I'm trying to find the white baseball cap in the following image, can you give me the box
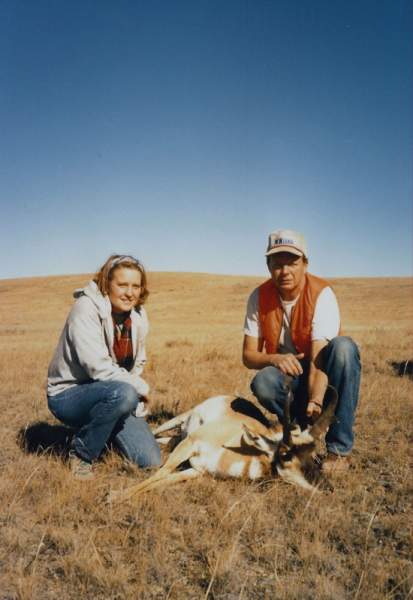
[265,229,308,259]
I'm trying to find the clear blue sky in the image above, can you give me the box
[1,0,412,279]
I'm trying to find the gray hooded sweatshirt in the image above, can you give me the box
[47,281,150,397]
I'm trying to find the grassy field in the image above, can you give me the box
[0,272,411,599]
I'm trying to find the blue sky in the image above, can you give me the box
[1,0,412,279]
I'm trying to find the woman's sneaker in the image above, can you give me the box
[69,451,94,480]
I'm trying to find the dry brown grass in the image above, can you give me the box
[0,272,412,599]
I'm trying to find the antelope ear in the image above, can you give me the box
[241,425,276,457]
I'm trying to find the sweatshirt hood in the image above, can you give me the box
[73,281,111,319]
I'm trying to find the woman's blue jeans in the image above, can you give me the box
[48,380,161,467]
[250,336,361,456]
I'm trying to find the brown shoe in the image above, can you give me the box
[322,453,350,474]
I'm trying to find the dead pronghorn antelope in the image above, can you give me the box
[110,383,338,502]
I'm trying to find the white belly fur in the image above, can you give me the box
[190,442,225,475]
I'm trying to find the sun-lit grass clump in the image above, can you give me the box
[0,272,411,599]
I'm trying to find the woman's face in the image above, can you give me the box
[108,267,142,313]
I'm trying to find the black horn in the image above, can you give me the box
[282,376,293,445]
[310,385,338,440]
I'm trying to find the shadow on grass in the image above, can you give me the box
[17,422,75,458]
[146,409,176,425]
[390,360,413,379]
[17,410,177,459]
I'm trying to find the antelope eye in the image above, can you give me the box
[280,450,293,462]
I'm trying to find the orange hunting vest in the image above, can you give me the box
[258,273,330,357]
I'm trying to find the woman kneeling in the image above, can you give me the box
[47,254,161,479]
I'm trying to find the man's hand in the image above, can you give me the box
[307,339,329,419]
[273,353,305,376]
[306,399,323,418]
[242,335,305,374]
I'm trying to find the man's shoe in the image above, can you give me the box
[322,453,350,474]
[69,451,94,480]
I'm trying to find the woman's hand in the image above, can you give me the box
[135,395,150,417]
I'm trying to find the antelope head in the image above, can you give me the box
[242,385,338,492]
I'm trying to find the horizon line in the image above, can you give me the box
[0,270,412,283]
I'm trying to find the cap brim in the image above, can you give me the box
[266,245,304,257]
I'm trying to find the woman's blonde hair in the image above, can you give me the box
[93,254,149,307]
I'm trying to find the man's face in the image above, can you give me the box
[267,252,307,298]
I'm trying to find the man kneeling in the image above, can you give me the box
[242,229,361,472]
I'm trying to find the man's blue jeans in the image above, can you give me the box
[250,337,361,456]
[48,380,161,467]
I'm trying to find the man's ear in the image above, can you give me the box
[302,256,308,272]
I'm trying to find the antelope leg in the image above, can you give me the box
[155,436,174,445]
[111,435,199,502]
[152,409,192,435]
[110,468,201,502]
[133,467,201,496]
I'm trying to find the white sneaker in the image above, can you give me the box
[69,451,94,480]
